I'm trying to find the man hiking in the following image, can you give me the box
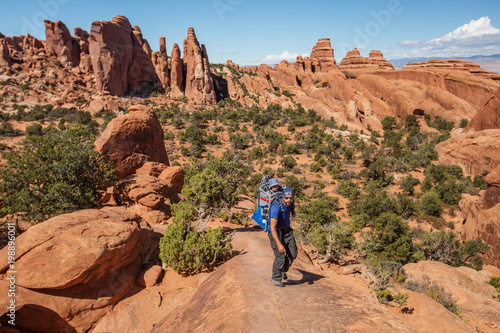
[268,186,298,287]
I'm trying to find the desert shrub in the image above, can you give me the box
[283,174,305,199]
[230,132,252,150]
[419,191,442,217]
[361,212,416,265]
[182,154,248,214]
[489,277,500,301]
[405,276,461,315]
[297,196,352,261]
[399,174,420,196]
[0,126,116,222]
[364,260,404,290]
[337,180,360,201]
[297,196,340,234]
[394,193,417,219]
[280,155,297,170]
[418,231,488,270]
[0,122,22,137]
[394,292,409,306]
[159,220,232,275]
[429,116,454,132]
[376,289,394,304]
[25,123,44,137]
[459,119,469,128]
[472,175,487,190]
[280,143,301,155]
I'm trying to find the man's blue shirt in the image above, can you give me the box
[269,199,294,229]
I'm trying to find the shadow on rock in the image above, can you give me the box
[285,268,325,285]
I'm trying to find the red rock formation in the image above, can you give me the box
[460,165,500,267]
[170,43,184,98]
[435,129,500,177]
[368,50,394,70]
[466,87,500,131]
[113,174,179,209]
[128,25,162,95]
[310,38,337,72]
[0,206,156,333]
[89,16,133,95]
[0,38,10,67]
[44,20,80,66]
[404,58,500,81]
[73,27,89,54]
[339,48,394,70]
[159,165,185,193]
[94,104,170,178]
[183,27,216,104]
[89,15,161,96]
[152,36,171,88]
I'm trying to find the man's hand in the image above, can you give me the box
[278,243,286,253]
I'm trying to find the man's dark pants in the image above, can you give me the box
[268,226,298,281]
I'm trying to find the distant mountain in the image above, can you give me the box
[388,54,500,74]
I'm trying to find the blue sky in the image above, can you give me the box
[1,0,500,65]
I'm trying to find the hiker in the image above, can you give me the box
[269,186,298,287]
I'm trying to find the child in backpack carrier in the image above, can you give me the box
[268,178,282,193]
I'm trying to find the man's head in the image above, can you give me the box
[282,187,294,206]
[269,178,280,192]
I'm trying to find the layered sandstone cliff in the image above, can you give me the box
[339,48,394,70]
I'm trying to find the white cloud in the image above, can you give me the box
[395,17,500,58]
[431,16,500,43]
[399,40,422,48]
[263,51,309,64]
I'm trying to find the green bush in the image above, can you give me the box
[394,292,409,306]
[489,277,500,301]
[418,231,488,270]
[376,289,393,304]
[362,212,415,264]
[159,220,232,275]
[182,154,248,214]
[0,122,22,137]
[399,174,420,196]
[420,191,442,217]
[0,126,116,222]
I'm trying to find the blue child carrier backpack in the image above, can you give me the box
[251,175,283,232]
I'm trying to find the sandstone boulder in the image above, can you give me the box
[135,161,169,178]
[135,265,163,287]
[95,104,169,178]
[158,166,184,193]
[0,206,156,333]
[113,174,179,209]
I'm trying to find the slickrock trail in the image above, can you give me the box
[151,228,416,333]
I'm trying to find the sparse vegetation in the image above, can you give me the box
[0,126,116,222]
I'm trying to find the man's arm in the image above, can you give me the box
[270,218,285,253]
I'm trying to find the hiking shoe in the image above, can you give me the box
[283,273,288,280]
[271,279,285,287]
